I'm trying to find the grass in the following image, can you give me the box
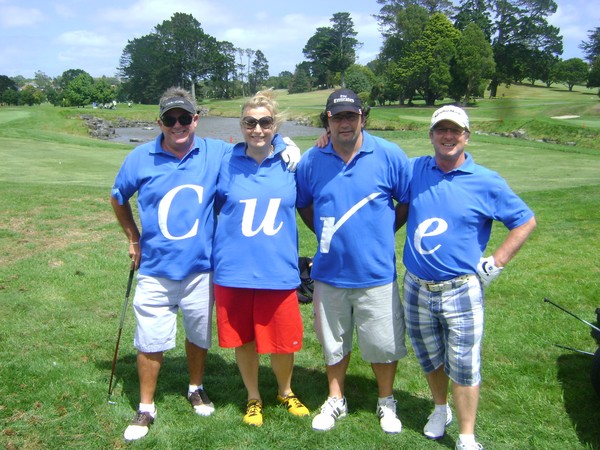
[0,85,599,449]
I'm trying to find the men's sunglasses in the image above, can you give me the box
[161,114,194,127]
[242,116,274,130]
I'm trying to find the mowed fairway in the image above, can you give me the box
[0,87,599,449]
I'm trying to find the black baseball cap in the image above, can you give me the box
[325,89,363,117]
[159,97,196,116]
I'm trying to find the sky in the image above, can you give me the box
[0,0,597,80]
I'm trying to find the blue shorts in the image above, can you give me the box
[313,280,407,365]
[403,271,484,386]
[132,272,214,353]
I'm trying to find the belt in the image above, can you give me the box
[407,272,474,293]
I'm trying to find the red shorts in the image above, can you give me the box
[215,284,303,354]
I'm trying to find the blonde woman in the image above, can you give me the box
[213,91,308,426]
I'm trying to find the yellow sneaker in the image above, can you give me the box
[277,392,309,416]
[243,399,263,426]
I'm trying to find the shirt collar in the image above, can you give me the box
[429,151,476,174]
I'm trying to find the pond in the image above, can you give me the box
[109,116,324,146]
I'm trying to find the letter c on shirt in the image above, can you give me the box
[158,184,204,240]
[414,218,447,255]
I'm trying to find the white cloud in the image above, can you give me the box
[0,5,44,27]
[57,30,111,47]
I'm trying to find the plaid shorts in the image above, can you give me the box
[403,271,484,386]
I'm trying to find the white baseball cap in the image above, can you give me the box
[430,105,470,131]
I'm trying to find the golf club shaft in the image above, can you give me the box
[544,298,600,333]
[553,344,595,356]
[107,264,135,402]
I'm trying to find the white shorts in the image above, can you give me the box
[313,280,407,365]
[132,272,214,353]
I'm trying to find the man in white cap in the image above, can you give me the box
[296,89,411,434]
[399,105,537,450]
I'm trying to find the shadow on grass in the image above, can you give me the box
[556,352,600,448]
[97,349,444,442]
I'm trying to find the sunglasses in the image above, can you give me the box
[242,116,274,130]
[161,114,194,127]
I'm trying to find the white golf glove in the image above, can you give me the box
[281,137,300,172]
[476,256,504,288]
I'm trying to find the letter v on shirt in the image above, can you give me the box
[319,193,380,253]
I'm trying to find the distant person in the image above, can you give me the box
[400,105,536,450]
[212,90,308,427]
[110,87,300,442]
[296,89,410,434]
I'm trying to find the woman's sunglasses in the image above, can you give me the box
[241,116,274,130]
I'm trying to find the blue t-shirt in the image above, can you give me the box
[403,153,535,281]
[213,134,299,289]
[111,134,230,280]
[296,131,410,288]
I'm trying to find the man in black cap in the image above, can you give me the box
[296,89,411,434]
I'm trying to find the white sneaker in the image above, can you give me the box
[424,407,453,439]
[455,440,483,450]
[123,409,156,442]
[312,396,348,431]
[376,397,402,434]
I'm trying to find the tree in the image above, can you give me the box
[62,73,93,107]
[153,13,219,99]
[119,13,226,103]
[207,41,237,99]
[488,0,563,97]
[58,69,91,91]
[328,13,361,87]
[374,3,433,104]
[374,0,454,31]
[268,71,293,90]
[91,77,117,105]
[526,49,560,87]
[303,27,334,87]
[249,50,269,93]
[554,58,589,91]
[396,12,461,106]
[2,88,19,105]
[453,23,495,104]
[19,85,43,106]
[288,63,312,94]
[303,12,361,88]
[587,55,600,96]
[118,34,166,103]
[0,75,17,95]
[344,64,376,96]
[453,0,493,40]
[580,27,600,63]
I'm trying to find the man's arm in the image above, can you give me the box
[492,216,537,267]
[297,205,315,234]
[110,196,142,269]
[477,216,537,287]
[394,202,408,232]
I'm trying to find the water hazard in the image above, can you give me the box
[110,116,324,146]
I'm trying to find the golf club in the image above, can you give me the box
[544,297,600,333]
[107,262,135,404]
[553,344,595,356]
